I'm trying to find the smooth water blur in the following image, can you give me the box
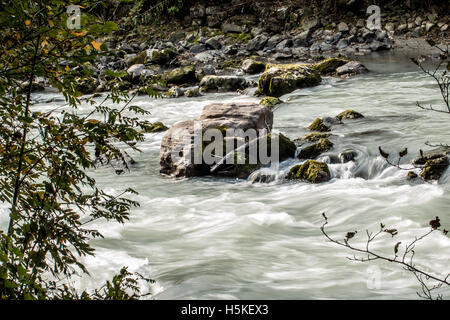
[22,52,450,299]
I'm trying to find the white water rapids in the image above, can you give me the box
[1,51,449,299]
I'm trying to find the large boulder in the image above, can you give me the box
[257,64,321,97]
[160,102,299,179]
[199,75,248,92]
[286,160,331,183]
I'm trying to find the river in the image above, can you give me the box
[6,51,450,299]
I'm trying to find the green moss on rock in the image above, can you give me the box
[308,118,331,132]
[242,59,266,74]
[148,49,176,65]
[286,160,331,183]
[420,156,449,181]
[300,132,331,142]
[260,97,282,109]
[127,51,147,67]
[144,122,169,133]
[312,57,349,75]
[257,64,321,97]
[266,133,297,161]
[336,110,364,121]
[298,138,333,159]
[164,66,197,85]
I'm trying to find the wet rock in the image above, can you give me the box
[144,122,169,133]
[199,75,248,92]
[307,118,331,132]
[312,57,350,75]
[298,138,333,159]
[407,171,418,180]
[76,77,99,95]
[260,97,282,109]
[242,59,266,74]
[420,156,449,181]
[339,150,357,163]
[257,64,321,97]
[166,86,185,98]
[412,152,447,165]
[336,61,368,77]
[160,102,273,178]
[299,132,331,143]
[286,160,331,183]
[185,87,201,97]
[336,110,364,121]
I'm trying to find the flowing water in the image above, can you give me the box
[4,51,450,299]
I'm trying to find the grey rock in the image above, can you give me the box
[190,44,207,54]
[199,75,248,92]
[221,22,247,33]
[336,39,349,50]
[336,61,368,76]
[276,39,293,50]
[293,30,312,47]
[247,35,269,51]
[205,37,222,50]
[202,65,216,75]
[337,22,349,33]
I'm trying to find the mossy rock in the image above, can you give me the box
[300,132,331,142]
[242,59,266,74]
[143,122,169,133]
[336,110,364,121]
[266,133,297,161]
[298,138,333,159]
[258,64,321,97]
[260,97,282,109]
[220,59,242,70]
[76,77,99,95]
[286,160,331,183]
[127,51,147,67]
[312,57,350,75]
[307,118,331,132]
[148,49,176,65]
[420,156,449,181]
[164,66,197,85]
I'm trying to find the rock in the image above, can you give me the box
[194,50,223,63]
[147,49,176,65]
[286,160,331,183]
[246,34,269,51]
[221,22,247,34]
[301,17,320,32]
[397,24,407,32]
[407,171,418,180]
[337,22,349,33]
[273,52,293,60]
[308,118,330,132]
[160,102,274,178]
[190,44,207,53]
[127,51,147,66]
[144,122,169,133]
[164,66,197,86]
[260,97,282,109]
[299,132,331,143]
[385,22,395,33]
[370,40,388,51]
[297,138,333,159]
[320,42,334,52]
[166,86,185,98]
[336,110,364,121]
[293,30,312,47]
[441,24,448,32]
[202,65,216,75]
[76,77,99,95]
[223,45,238,55]
[257,64,321,97]
[425,22,435,32]
[205,37,222,50]
[127,64,145,79]
[336,39,349,50]
[421,156,449,181]
[312,57,349,75]
[265,35,281,50]
[185,87,201,97]
[242,59,266,74]
[199,75,248,92]
[339,150,357,163]
[412,153,447,165]
[336,61,368,77]
[276,39,293,50]
[362,30,376,41]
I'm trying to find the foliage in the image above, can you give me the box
[0,0,157,299]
